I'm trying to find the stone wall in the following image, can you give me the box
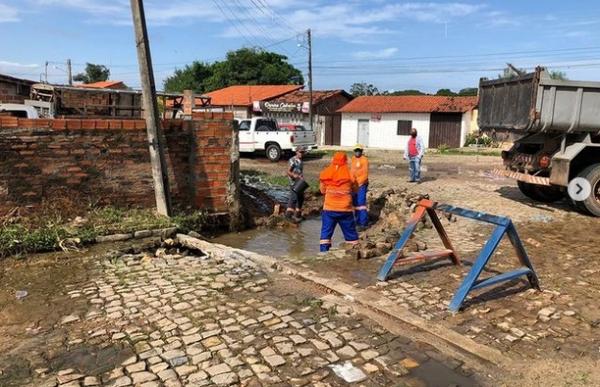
[0,113,239,224]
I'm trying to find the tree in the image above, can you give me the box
[435,88,457,96]
[73,63,110,83]
[458,87,478,96]
[549,70,568,80]
[163,48,304,93]
[386,89,425,96]
[497,65,525,80]
[164,62,213,93]
[350,82,379,96]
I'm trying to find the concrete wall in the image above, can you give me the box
[340,112,431,149]
[0,113,240,223]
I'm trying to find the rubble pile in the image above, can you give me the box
[355,188,431,259]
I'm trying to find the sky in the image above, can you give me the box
[2,0,600,93]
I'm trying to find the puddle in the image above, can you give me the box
[50,344,134,376]
[212,218,343,258]
[410,359,478,387]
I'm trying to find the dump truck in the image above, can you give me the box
[478,67,600,216]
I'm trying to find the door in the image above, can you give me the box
[324,116,334,145]
[238,119,254,152]
[357,119,369,147]
[332,114,341,145]
[429,113,462,148]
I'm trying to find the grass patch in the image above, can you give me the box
[242,169,320,194]
[434,147,502,157]
[0,206,217,259]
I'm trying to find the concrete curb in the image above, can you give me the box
[176,234,511,367]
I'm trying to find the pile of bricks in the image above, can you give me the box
[0,113,239,220]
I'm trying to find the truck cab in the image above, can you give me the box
[235,117,317,162]
[0,103,39,118]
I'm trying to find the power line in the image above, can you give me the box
[210,0,255,48]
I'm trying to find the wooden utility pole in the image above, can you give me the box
[67,59,73,86]
[307,29,313,132]
[130,0,172,216]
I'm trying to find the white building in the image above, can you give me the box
[337,95,478,149]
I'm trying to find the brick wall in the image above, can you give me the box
[0,79,31,104]
[0,112,239,224]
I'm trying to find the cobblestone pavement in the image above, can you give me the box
[3,243,480,387]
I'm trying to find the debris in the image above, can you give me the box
[329,361,367,383]
[15,290,28,300]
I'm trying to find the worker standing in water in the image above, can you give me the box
[319,152,359,253]
[286,146,306,222]
[351,144,369,231]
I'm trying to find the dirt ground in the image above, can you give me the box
[239,150,600,386]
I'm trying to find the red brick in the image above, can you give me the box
[81,119,96,129]
[108,120,122,129]
[66,120,82,130]
[122,120,136,130]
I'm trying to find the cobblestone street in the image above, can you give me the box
[0,240,479,387]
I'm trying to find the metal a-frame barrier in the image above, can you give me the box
[377,199,540,312]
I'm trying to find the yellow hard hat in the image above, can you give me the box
[353,144,364,150]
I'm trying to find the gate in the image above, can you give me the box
[429,113,462,148]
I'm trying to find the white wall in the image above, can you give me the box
[340,112,431,149]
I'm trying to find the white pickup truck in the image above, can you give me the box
[235,117,317,162]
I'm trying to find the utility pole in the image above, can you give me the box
[307,29,313,132]
[130,0,172,216]
[44,61,48,83]
[67,59,73,86]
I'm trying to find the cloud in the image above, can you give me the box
[0,60,39,69]
[353,47,398,60]
[0,3,19,22]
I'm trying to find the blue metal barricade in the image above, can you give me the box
[377,199,540,312]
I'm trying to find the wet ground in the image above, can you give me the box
[233,151,600,385]
[0,238,482,387]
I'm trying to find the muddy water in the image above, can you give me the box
[213,218,344,258]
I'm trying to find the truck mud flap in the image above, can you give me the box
[492,169,550,186]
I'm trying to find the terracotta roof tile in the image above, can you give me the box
[206,84,303,106]
[271,89,350,105]
[338,95,478,114]
[78,80,126,89]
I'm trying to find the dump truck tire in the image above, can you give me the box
[517,181,565,203]
[573,163,600,217]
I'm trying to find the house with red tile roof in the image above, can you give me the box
[199,84,303,119]
[254,89,353,145]
[78,80,128,90]
[337,95,478,149]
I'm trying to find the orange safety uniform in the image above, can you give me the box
[350,155,369,186]
[319,152,357,212]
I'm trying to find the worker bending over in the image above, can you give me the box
[350,144,369,230]
[319,152,359,252]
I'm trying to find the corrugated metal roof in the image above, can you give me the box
[338,95,478,114]
[271,89,351,104]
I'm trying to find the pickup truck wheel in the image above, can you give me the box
[517,181,565,203]
[266,144,282,162]
[572,163,600,217]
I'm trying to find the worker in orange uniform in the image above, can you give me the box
[350,144,369,230]
[319,152,359,252]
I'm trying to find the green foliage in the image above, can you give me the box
[173,211,209,234]
[549,70,568,80]
[435,88,457,96]
[163,48,304,93]
[437,143,450,153]
[350,82,379,96]
[163,61,213,93]
[383,89,425,96]
[458,87,478,96]
[464,132,495,147]
[497,65,525,80]
[73,63,110,83]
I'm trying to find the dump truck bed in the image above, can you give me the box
[478,67,600,133]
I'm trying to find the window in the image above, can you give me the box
[397,120,412,135]
[238,120,251,131]
[256,119,277,132]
